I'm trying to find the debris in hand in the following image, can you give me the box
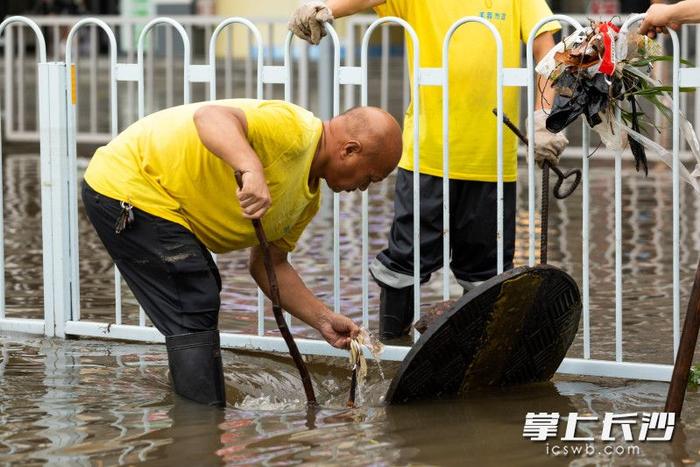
[537,19,700,190]
[347,328,384,407]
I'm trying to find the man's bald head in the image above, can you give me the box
[317,106,402,193]
[339,106,403,168]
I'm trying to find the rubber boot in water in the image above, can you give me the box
[165,329,226,407]
[379,285,414,342]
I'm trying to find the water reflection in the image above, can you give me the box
[1,334,698,465]
[143,399,225,466]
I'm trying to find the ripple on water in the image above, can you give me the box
[1,334,700,465]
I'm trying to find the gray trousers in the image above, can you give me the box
[370,168,516,289]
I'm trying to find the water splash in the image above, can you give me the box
[348,328,387,406]
[234,394,303,412]
[362,329,386,382]
[321,378,340,393]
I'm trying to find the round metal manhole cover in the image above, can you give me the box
[385,265,582,404]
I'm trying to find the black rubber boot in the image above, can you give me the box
[379,285,415,342]
[165,330,227,407]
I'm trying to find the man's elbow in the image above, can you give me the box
[248,245,288,277]
[192,105,214,130]
[248,260,258,278]
[248,249,260,277]
[248,247,273,278]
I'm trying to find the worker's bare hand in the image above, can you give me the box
[639,4,677,38]
[317,312,360,349]
[237,170,271,219]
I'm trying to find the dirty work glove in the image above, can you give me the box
[528,109,569,167]
[288,1,334,45]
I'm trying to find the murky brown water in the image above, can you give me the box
[2,153,700,464]
[1,334,700,465]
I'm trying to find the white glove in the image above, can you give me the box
[528,109,569,167]
[288,1,334,45]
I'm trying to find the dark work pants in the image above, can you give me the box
[370,168,516,289]
[82,182,222,336]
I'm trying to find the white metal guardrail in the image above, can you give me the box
[3,13,699,159]
[0,17,49,336]
[0,14,692,382]
[0,15,297,143]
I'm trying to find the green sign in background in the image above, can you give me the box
[120,0,154,51]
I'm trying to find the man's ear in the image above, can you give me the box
[341,140,362,159]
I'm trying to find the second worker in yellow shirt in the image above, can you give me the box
[290,0,568,342]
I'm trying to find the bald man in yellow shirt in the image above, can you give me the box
[290,0,568,342]
[83,99,402,406]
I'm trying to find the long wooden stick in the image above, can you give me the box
[665,256,700,417]
[235,171,317,405]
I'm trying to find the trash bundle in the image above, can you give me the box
[536,20,700,191]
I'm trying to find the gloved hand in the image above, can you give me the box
[288,1,334,45]
[528,109,569,167]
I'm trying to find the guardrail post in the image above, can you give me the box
[37,62,55,336]
[42,62,72,338]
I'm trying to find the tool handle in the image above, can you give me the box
[494,108,529,146]
[665,256,700,417]
[235,170,317,405]
[347,366,357,407]
[492,109,551,263]
[541,161,550,265]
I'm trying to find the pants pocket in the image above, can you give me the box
[155,219,221,316]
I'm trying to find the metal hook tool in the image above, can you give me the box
[492,109,582,263]
[492,109,582,199]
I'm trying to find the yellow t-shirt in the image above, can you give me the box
[374,0,559,182]
[84,99,322,253]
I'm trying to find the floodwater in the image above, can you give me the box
[1,152,700,465]
[1,334,700,465]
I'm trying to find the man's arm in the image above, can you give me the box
[289,0,385,44]
[533,31,556,111]
[530,30,569,167]
[249,244,359,349]
[326,0,385,18]
[193,105,271,219]
[640,1,700,37]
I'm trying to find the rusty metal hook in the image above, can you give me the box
[491,109,581,200]
[550,164,582,199]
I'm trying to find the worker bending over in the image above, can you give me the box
[83,99,403,406]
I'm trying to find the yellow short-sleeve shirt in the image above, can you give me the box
[374,0,559,182]
[84,99,322,253]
